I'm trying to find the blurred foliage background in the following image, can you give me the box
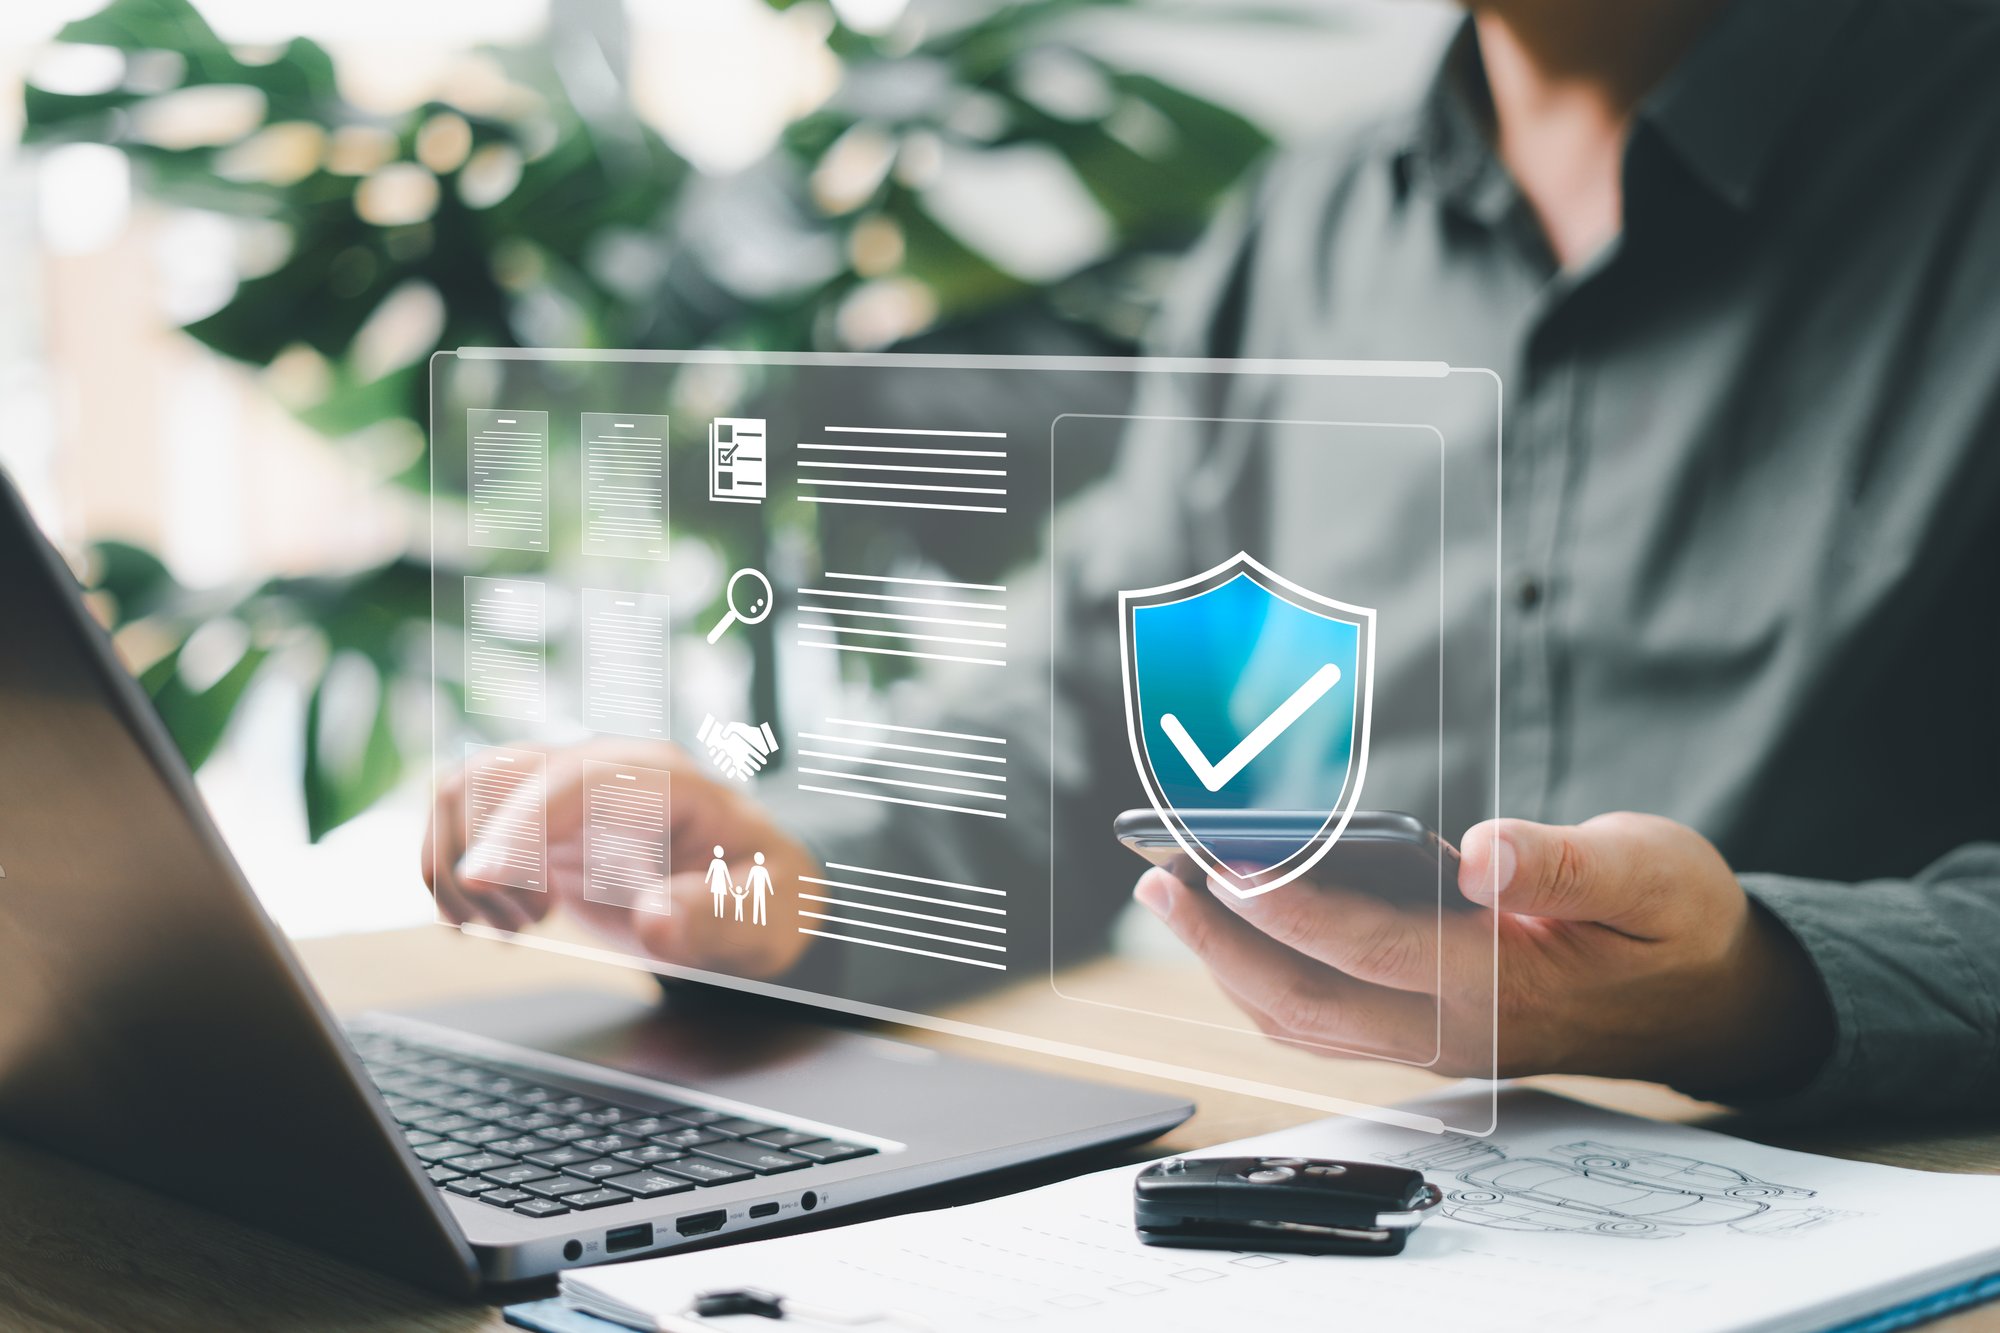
[15,0,1346,840]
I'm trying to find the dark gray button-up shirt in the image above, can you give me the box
[768,0,2000,1117]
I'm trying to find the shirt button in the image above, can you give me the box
[1516,576,1544,610]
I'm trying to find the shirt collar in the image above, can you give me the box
[1397,23,1512,225]
[1642,0,1866,211]
[1396,0,1867,218]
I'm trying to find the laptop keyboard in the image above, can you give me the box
[349,1030,878,1221]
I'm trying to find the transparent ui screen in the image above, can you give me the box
[430,349,1501,1134]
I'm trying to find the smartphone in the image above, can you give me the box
[1114,809,1466,909]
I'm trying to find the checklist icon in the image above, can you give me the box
[709,418,767,504]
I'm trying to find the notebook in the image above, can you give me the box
[550,1087,2000,1333]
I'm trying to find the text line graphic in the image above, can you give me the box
[795,862,1006,970]
[795,573,1009,669]
[796,424,1009,513]
[796,718,1008,819]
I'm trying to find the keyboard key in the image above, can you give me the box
[445,1178,495,1198]
[403,1129,442,1148]
[478,1188,531,1208]
[667,1109,730,1128]
[512,1198,571,1219]
[415,1113,479,1135]
[549,1096,601,1117]
[790,1141,877,1165]
[511,1086,560,1106]
[480,1163,557,1188]
[425,1164,466,1184]
[574,1106,632,1127]
[658,1158,755,1187]
[522,1176,603,1200]
[391,1104,437,1127]
[612,1145,686,1168]
[651,1128,727,1150]
[523,1146,602,1169]
[694,1142,810,1175]
[414,1140,479,1163]
[499,1112,563,1134]
[449,1124,513,1147]
[447,1152,516,1175]
[747,1130,825,1151]
[617,1117,673,1138]
[561,1160,630,1182]
[538,1123,596,1144]
[433,1089,490,1112]
[403,1079,457,1101]
[564,1188,637,1211]
[707,1118,777,1139]
[488,1135,557,1158]
[603,1170,695,1199]
[573,1134,638,1155]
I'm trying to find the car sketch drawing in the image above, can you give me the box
[1375,1135,1858,1240]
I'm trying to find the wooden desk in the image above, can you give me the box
[3,925,1996,1331]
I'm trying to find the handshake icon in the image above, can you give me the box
[697,713,781,783]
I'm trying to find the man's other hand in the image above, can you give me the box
[1134,813,1834,1096]
[423,737,819,980]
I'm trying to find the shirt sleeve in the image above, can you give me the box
[1732,843,2000,1118]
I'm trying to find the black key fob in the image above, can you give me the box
[1133,1155,1442,1256]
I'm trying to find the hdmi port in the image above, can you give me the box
[676,1209,727,1237]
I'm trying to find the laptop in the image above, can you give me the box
[0,472,1192,1295]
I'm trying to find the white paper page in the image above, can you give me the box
[467,409,550,552]
[581,588,670,740]
[464,576,546,722]
[566,1088,2000,1333]
[582,760,670,915]
[581,412,668,560]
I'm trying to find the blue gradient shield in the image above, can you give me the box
[1120,552,1376,898]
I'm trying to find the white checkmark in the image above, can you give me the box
[1159,663,1343,794]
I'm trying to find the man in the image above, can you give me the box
[428,0,2000,1116]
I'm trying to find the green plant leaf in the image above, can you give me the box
[301,656,405,841]
[143,640,272,771]
[86,539,183,625]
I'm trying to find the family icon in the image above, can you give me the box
[704,846,776,926]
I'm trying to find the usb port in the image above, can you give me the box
[676,1209,727,1237]
[606,1223,653,1253]
[749,1202,780,1219]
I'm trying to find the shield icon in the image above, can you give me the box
[1120,552,1375,898]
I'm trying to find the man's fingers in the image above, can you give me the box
[1214,875,1445,992]
[1458,814,1688,936]
[1135,870,1433,1060]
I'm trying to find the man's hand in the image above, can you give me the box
[1134,813,1835,1096]
[423,737,818,980]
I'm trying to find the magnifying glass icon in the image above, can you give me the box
[706,567,774,644]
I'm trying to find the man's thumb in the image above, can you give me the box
[1459,817,1643,924]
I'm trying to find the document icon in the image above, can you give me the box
[581,412,668,560]
[466,409,550,551]
[708,418,766,504]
